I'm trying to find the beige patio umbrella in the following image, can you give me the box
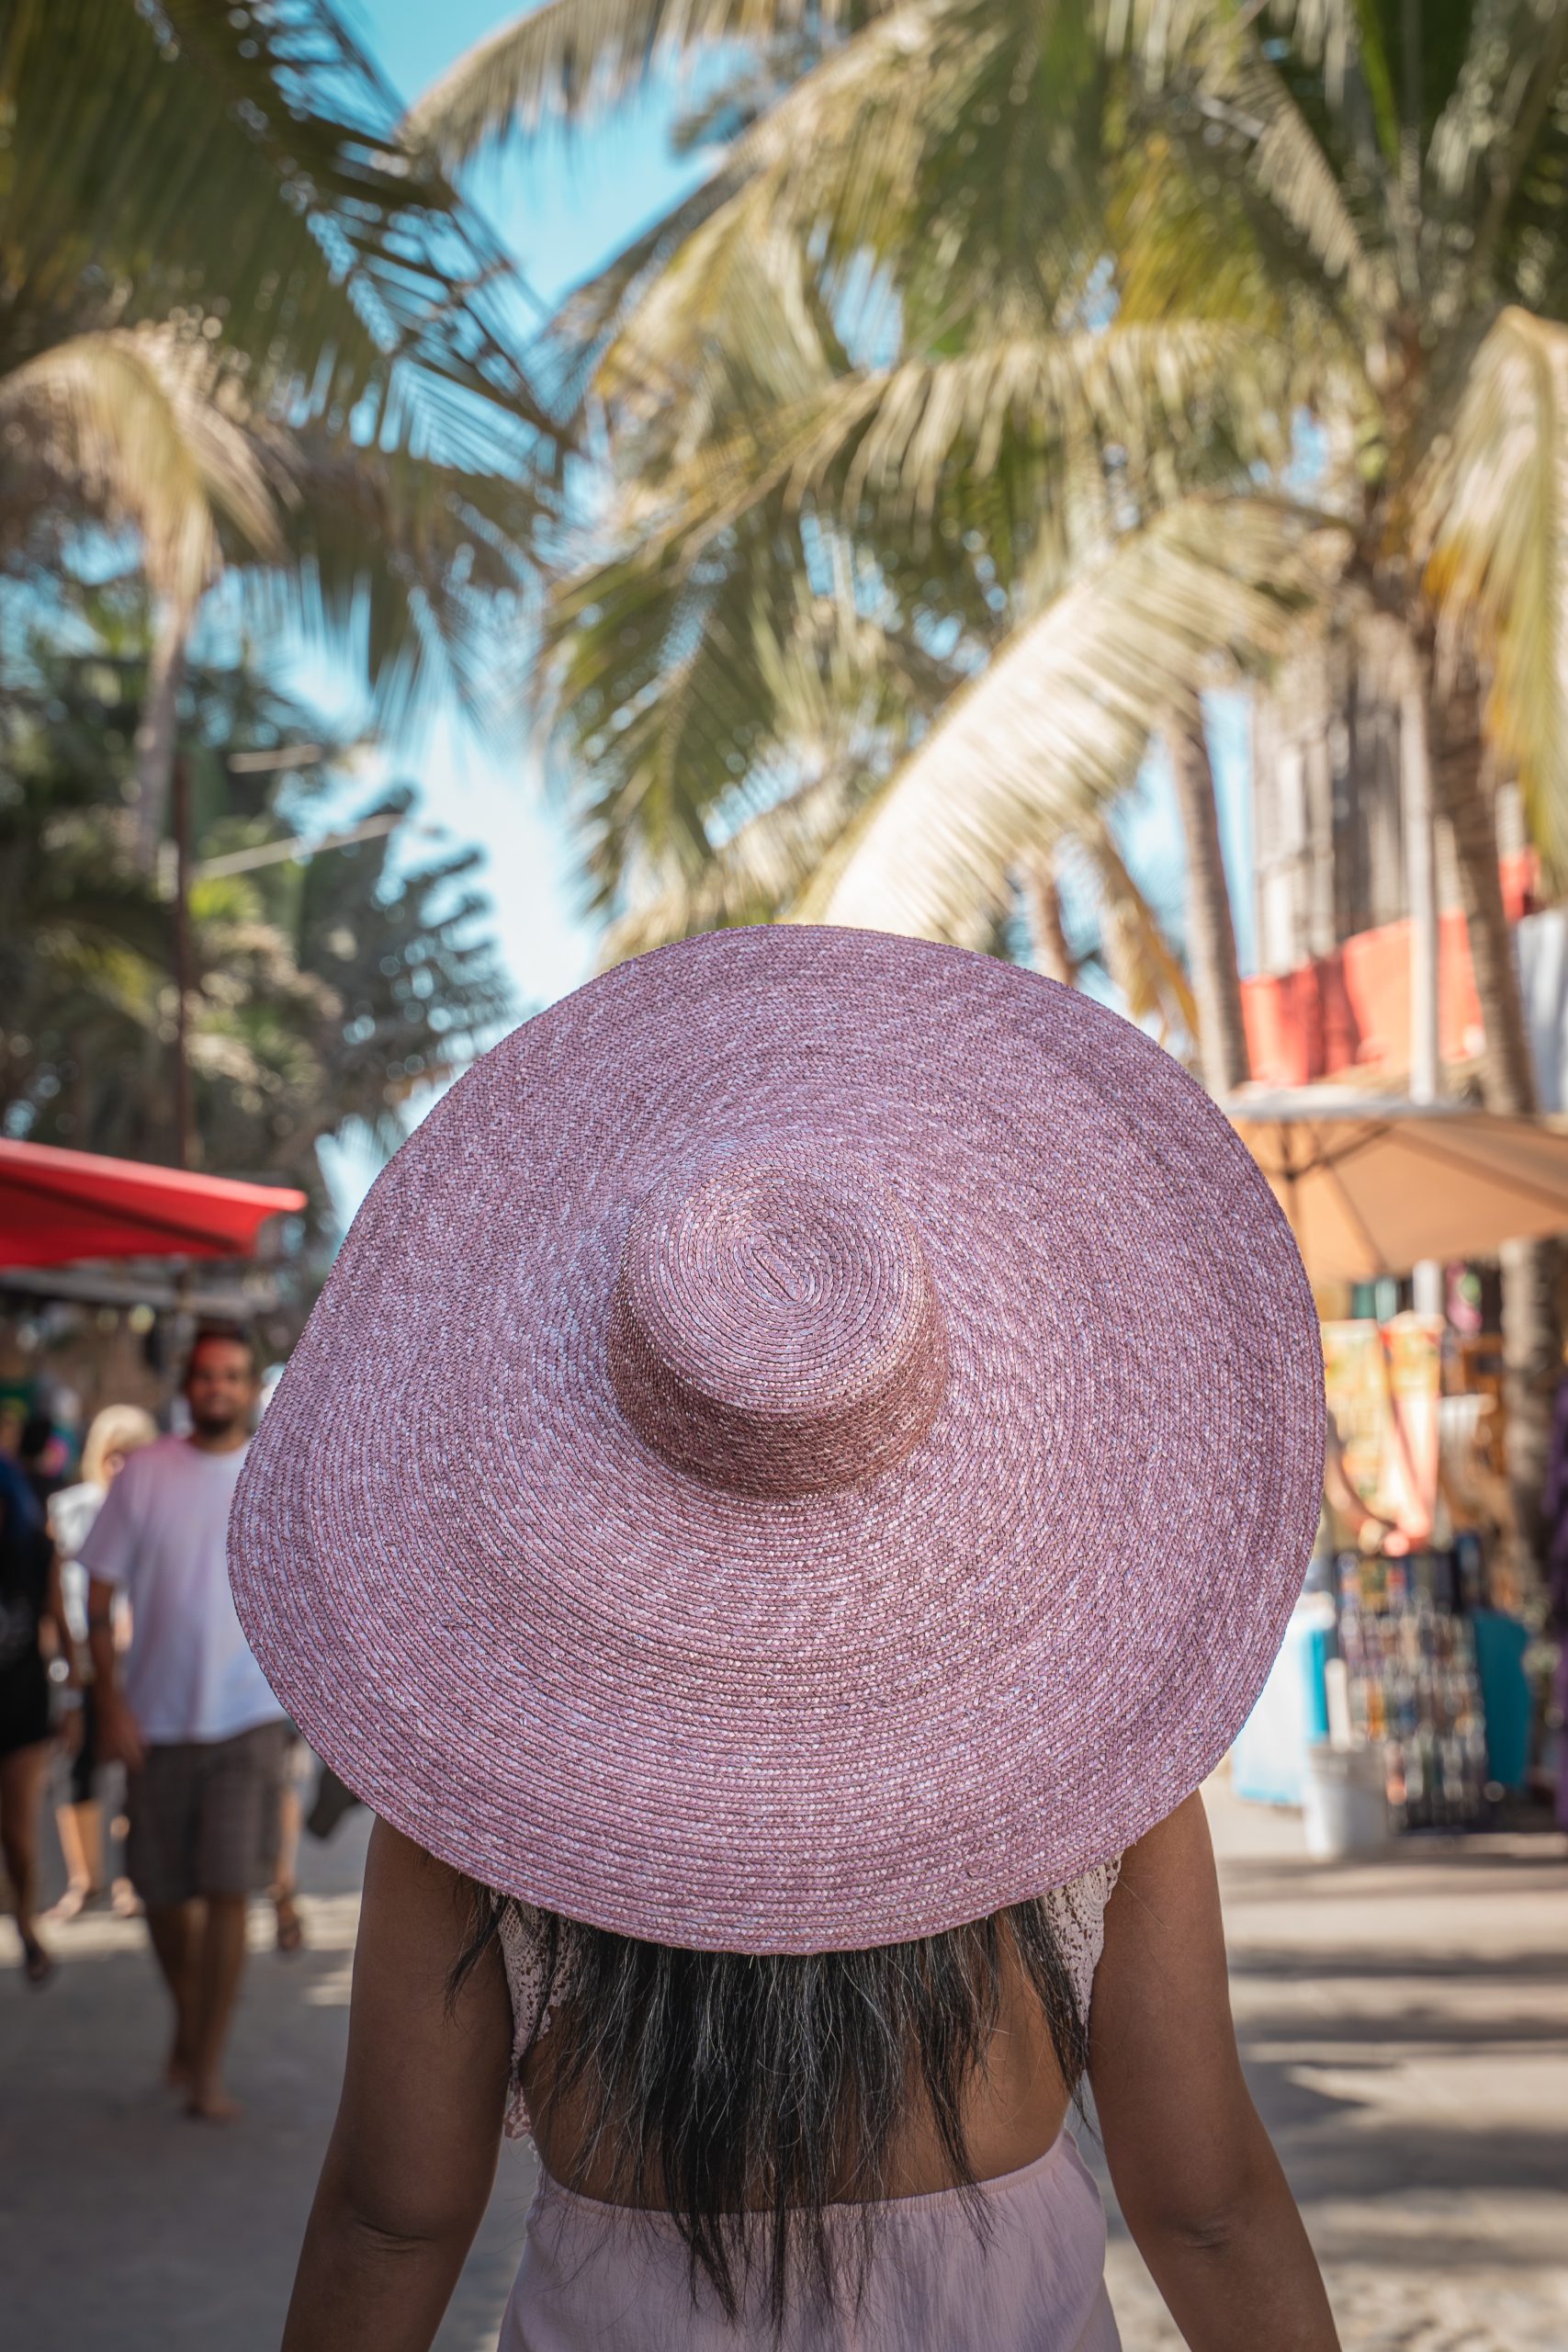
[1224,1091,1568,1283]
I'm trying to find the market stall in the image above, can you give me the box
[1225,1092,1565,1839]
[0,1140,309,1434]
[0,1138,306,1268]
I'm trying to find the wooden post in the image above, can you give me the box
[172,750,193,1172]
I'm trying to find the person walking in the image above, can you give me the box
[82,1328,286,2120]
[232,927,1341,2350]
[0,1445,67,1985]
[47,1404,158,1918]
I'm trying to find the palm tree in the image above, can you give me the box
[417,0,1568,1563]
[412,4,1330,1107]
[0,582,513,1214]
[416,2,1568,1064]
[540,219,1317,1108]
[1,0,556,865]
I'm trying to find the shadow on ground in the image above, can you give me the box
[5,1771,1565,2349]
[0,1799,536,2352]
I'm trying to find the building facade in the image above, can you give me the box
[1243,625,1545,1095]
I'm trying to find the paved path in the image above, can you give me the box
[3,1770,1564,2350]
[1100,1791,1568,2352]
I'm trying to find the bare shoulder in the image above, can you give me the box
[359,1815,491,1986]
[1104,1788,1223,1928]
[365,1813,470,1901]
[336,1818,512,2171]
[1093,1788,1228,2022]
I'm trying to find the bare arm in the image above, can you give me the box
[281,1815,513,2352]
[40,1547,71,1659]
[1089,1791,1339,2351]
[87,1576,141,1770]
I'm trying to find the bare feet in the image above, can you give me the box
[20,1933,53,1987]
[110,1879,142,1919]
[46,1883,106,1925]
[185,2077,242,2122]
[272,1888,305,1955]
[164,2035,195,2092]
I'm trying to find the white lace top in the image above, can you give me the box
[495,1857,1122,2142]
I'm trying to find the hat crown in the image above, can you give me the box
[607,1154,946,1497]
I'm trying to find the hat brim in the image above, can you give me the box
[231,927,1323,1951]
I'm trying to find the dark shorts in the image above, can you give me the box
[127,1721,287,1908]
[0,1651,51,1760]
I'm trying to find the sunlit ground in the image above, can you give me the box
[3,1774,1564,2350]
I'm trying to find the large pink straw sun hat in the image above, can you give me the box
[230,924,1323,1952]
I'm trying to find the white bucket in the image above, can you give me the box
[1301,1744,1389,1860]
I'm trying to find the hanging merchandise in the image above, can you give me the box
[1235,1311,1533,1833]
[1321,1314,1444,1548]
[1307,1315,1529,1832]
[1334,1552,1490,1827]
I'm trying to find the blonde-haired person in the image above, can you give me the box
[48,1406,157,1919]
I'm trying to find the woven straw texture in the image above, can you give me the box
[229,925,1324,1952]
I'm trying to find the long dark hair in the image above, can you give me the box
[454,1893,1089,2328]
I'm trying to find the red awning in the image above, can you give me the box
[0,1140,308,1270]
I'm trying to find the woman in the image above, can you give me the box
[0,1443,68,1983]
[47,1404,157,1918]
[231,926,1340,2351]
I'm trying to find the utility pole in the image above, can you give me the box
[1399,639,1444,1318]
[171,751,193,1172]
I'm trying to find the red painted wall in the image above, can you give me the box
[1240,851,1537,1086]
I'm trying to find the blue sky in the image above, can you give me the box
[310,2,723,1212]
[312,3,1256,1208]
[300,4,718,1023]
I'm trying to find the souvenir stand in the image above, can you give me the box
[1235,1312,1529,1828]
[1326,1308,1540,1828]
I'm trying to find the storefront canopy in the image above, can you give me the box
[1227,1091,1568,1281]
[0,1139,307,1270]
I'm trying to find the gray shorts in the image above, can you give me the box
[127,1721,287,1908]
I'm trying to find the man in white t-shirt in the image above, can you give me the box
[81,1327,284,2120]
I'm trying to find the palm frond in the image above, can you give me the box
[404,0,881,162]
[600,765,869,957]
[1205,40,1384,313]
[1,0,553,443]
[544,164,750,418]
[551,539,787,898]
[803,494,1344,941]
[1419,304,1568,882]
[1442,0,1568,317]
[721,0,1098,309]
[599,220,849,471]
[243,430,544,746]
[1076,820,1197,1045]
[550,502,953,912]
[0,329,281,603]
[783,323,1297,523]
[592,575,971,957]
[587,247,1302,598]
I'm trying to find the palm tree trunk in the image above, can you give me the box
[1021,848,1076,987]
[1431,664,1538,1114]
[1394,622,1443,1315]
[1165,710,1249,1096]
[1096,888,1142,1020]
[132,600,191,875]
[1431,656,1558,1597]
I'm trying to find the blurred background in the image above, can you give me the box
[1,4,1566,2347]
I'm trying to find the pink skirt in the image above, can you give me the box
[502,2131,1122,2350]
